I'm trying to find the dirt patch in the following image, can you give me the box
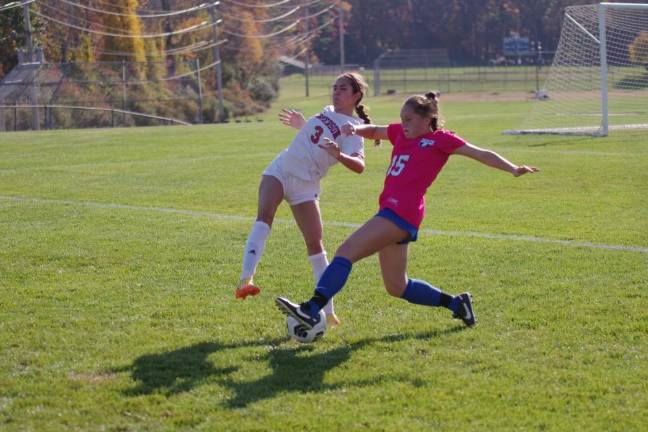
[69,371,118,384]
[379,91,536,102]
[441,91,536,102]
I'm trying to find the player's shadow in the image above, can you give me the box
[115,326,465,407]
[221,327,461,409]
[111,338,283,397]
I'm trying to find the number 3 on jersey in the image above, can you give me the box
[388,154,410,176]
[310,126,324,144]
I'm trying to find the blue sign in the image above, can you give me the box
[503,37,531,56]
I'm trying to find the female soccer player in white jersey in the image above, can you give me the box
[236,72,374,326]
[276,91,539,330]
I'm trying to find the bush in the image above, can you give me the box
[248,77,277,103]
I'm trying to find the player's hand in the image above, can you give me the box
[513,165,540,177]
[278,108,306,130]
[318,137,341,159]
[341,123,356,136]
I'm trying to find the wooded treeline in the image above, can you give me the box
[1,0,646,125]
[6,1,633,80]
[315,0,648,65]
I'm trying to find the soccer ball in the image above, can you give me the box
[286,310,327,343]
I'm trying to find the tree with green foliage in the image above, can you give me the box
[0,9,22,79]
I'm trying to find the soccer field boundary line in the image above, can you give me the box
[2,194,647,254]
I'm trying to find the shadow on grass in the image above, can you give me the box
[114,326,465,408]
[526,136,595,148]
[111,338,284,397]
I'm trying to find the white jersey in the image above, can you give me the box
[281,105,364,181]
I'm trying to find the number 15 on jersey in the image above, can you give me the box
[387,154,410,176]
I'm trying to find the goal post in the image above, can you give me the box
[504,3,648,136]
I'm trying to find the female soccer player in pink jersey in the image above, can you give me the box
[276,91,539,329]
[237,72,375,326]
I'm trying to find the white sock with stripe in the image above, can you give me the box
[240,221,271,282]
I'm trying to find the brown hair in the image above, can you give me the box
[338,72,380,146]
[403,91,443,132]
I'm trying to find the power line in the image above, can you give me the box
[302,3,335,21]
[219,6,299,24]
[221,19,297,39]
[219,3,334,40]
[86,38,229,58]
[32,6,222,39]
[45,0,220,20]
[220,0,293,9]
[0,0,36,13]
[289,14,336,44]
[83,0,208,14]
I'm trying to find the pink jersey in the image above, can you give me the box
[379,123,466,228]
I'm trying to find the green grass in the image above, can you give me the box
[1,80,647,431]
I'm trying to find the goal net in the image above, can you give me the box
[505,3,648,136]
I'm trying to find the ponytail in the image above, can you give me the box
[405,90,443,132]
[355,104,380,146]
[337,72,380,146]
[426,91,440,131]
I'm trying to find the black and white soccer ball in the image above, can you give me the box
[286,310,327,343]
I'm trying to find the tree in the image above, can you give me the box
[0,9,22,79]
[99,0,146,64]
[629,31,648,72]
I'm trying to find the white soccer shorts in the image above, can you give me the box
[262,153,321,206]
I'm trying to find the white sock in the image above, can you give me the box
[240,221,271,281]
[308,251,335,316]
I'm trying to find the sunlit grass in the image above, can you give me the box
[1,77,647,430]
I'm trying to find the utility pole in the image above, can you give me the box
[122,60,127,125]
[23,2,40,130]
[304,4,310,97]
[208,3,225,122]
[22,3,34,61]
[338,3,345,72]
[196,58,203,124]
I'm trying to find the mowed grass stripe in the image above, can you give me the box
[0,151,278,173]
[3,194,646,254]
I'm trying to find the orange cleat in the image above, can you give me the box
[235,284,260,299]
[326,313,341,327]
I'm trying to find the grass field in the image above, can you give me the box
[1,82,647,431]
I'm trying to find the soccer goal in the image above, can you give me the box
[505,2,648,136]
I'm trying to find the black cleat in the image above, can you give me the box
[275,296,321,329]
[452,292,476,326]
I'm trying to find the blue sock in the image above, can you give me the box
[303,257,352,315]
[401,279,454,310]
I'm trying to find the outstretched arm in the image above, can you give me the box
[319,138,365,174]
[341,123,390,140]
[453,143,539,177]
[278,108,306,130]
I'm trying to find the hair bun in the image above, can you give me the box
[425,91,439,100]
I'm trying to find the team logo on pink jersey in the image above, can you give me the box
[419,138,436,148]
